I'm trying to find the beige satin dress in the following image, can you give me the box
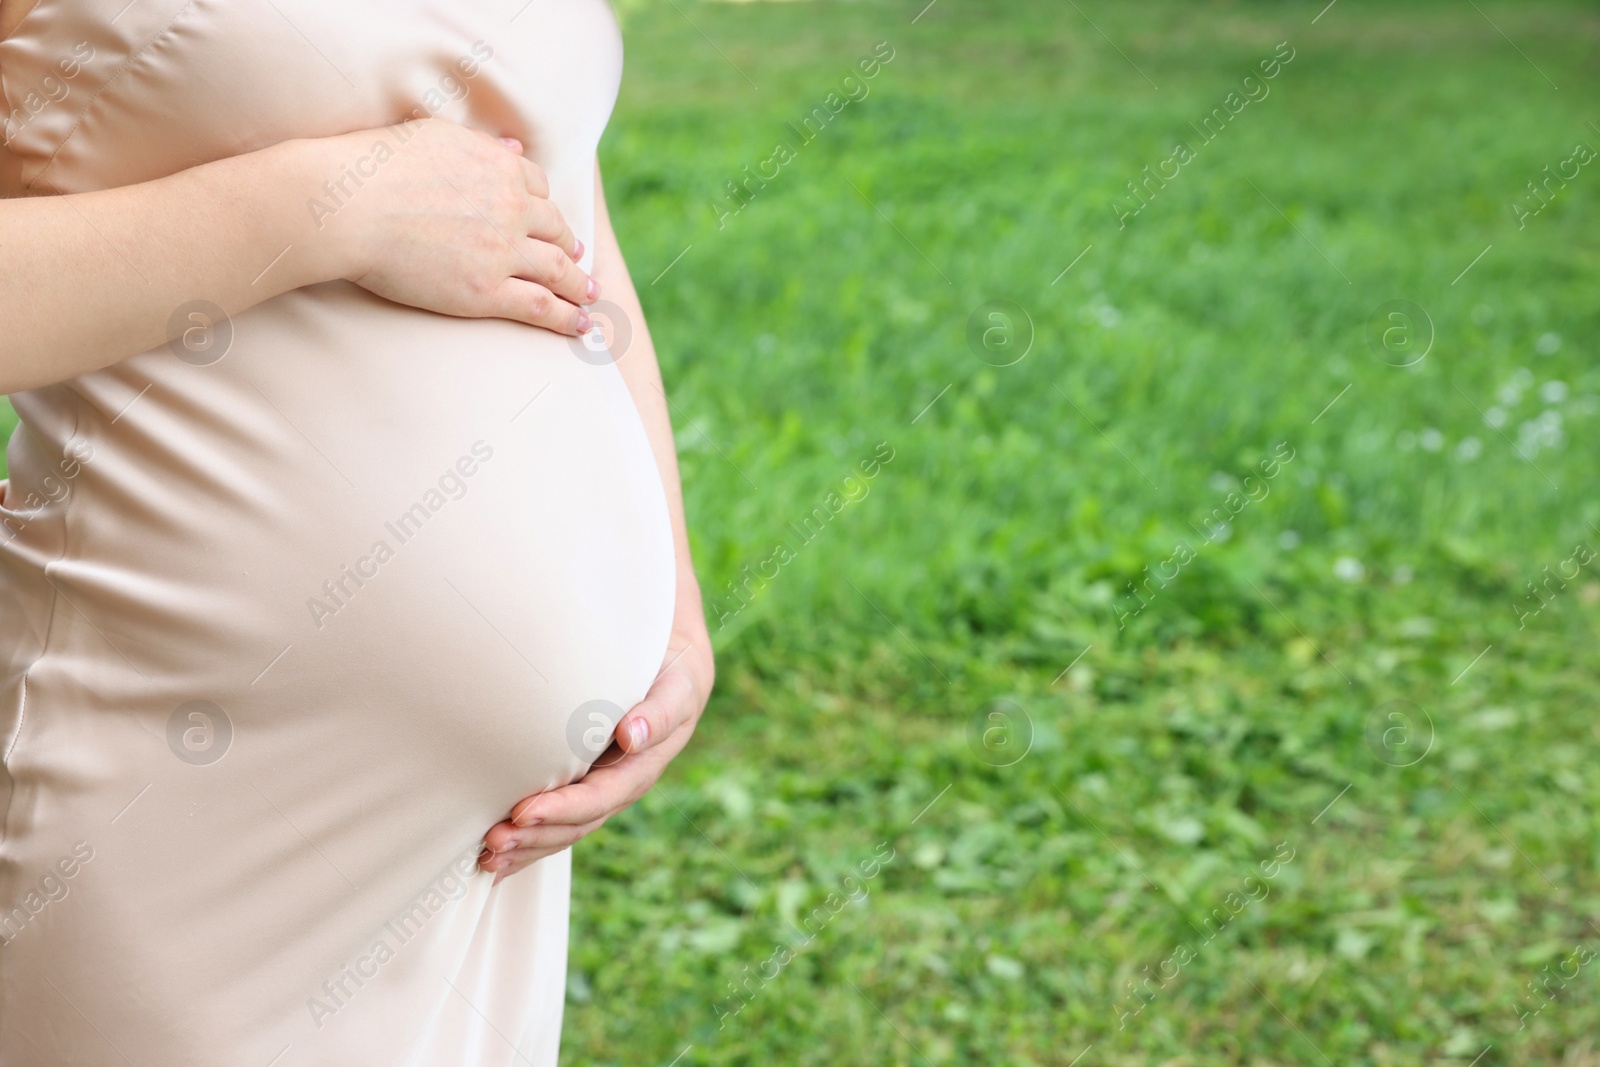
[0,1,676,1063]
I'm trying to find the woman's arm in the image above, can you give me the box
[593,158,711,680]
[1,122,594,394]
[1,142,336,393]
[480,162,715,882]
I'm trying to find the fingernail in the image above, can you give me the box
[478,848,492,865]
[586,279,599,302]
[576,310,592,333]
[499,137,522,152]
[628,718,649,750]
[573,238,584,259]
[514,809,542,828]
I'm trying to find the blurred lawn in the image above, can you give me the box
[5,0,1597,1063]
[577,1,1599,1065]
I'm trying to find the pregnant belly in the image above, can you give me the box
[0,283,675,1053]
[12,279,676,868]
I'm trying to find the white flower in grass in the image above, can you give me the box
[1535,332,1561,355]
[1515,424,1539,456]
[1540,380,1568,404]
[1455,436,1482,461]
[1517,411,1564,455]
[1419,428,1444,452]
[1333,557,1365,582]
[1484,406,1508,428]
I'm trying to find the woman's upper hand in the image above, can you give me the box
[309,119,600,336]
[478,637,715,885]
[2,115,606,391]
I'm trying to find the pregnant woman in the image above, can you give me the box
[0,0,714,1062]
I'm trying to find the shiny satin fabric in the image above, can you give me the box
[0,1,676,1062]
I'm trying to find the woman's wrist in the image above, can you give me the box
[252,135,368,289]
[151,135,346,295]
[669,571,715,690]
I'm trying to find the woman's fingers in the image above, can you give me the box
[484,826,605,884]
[614,656,701,756]
[509,749,650,829]
[510,737,684,831]
[499,151,573,254]
[523,197,580,264]
[481,747,675,877]
[479,818,609,882]
[482,648,715,884]
[504,658,706,832]
[492,277,589,336]
[488,136,574,267]
[515,155,550,199]
[485,817,607,861]
[511,236,594,308]
[340,118,592,333]
[492,132,548,197]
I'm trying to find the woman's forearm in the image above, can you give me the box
[2,120,600,396]
[1,140,345,394]
[590,163,712,667]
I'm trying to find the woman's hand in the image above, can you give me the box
[479,162,711,886]
[312,119,600,336]
[0,117,603,392]
[479,635,714,885]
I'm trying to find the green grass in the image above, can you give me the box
[573,1,1600,1064]
[7,1,1599,1063]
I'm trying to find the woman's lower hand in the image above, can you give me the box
[309,118,600,335]
[479,635,715,885]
